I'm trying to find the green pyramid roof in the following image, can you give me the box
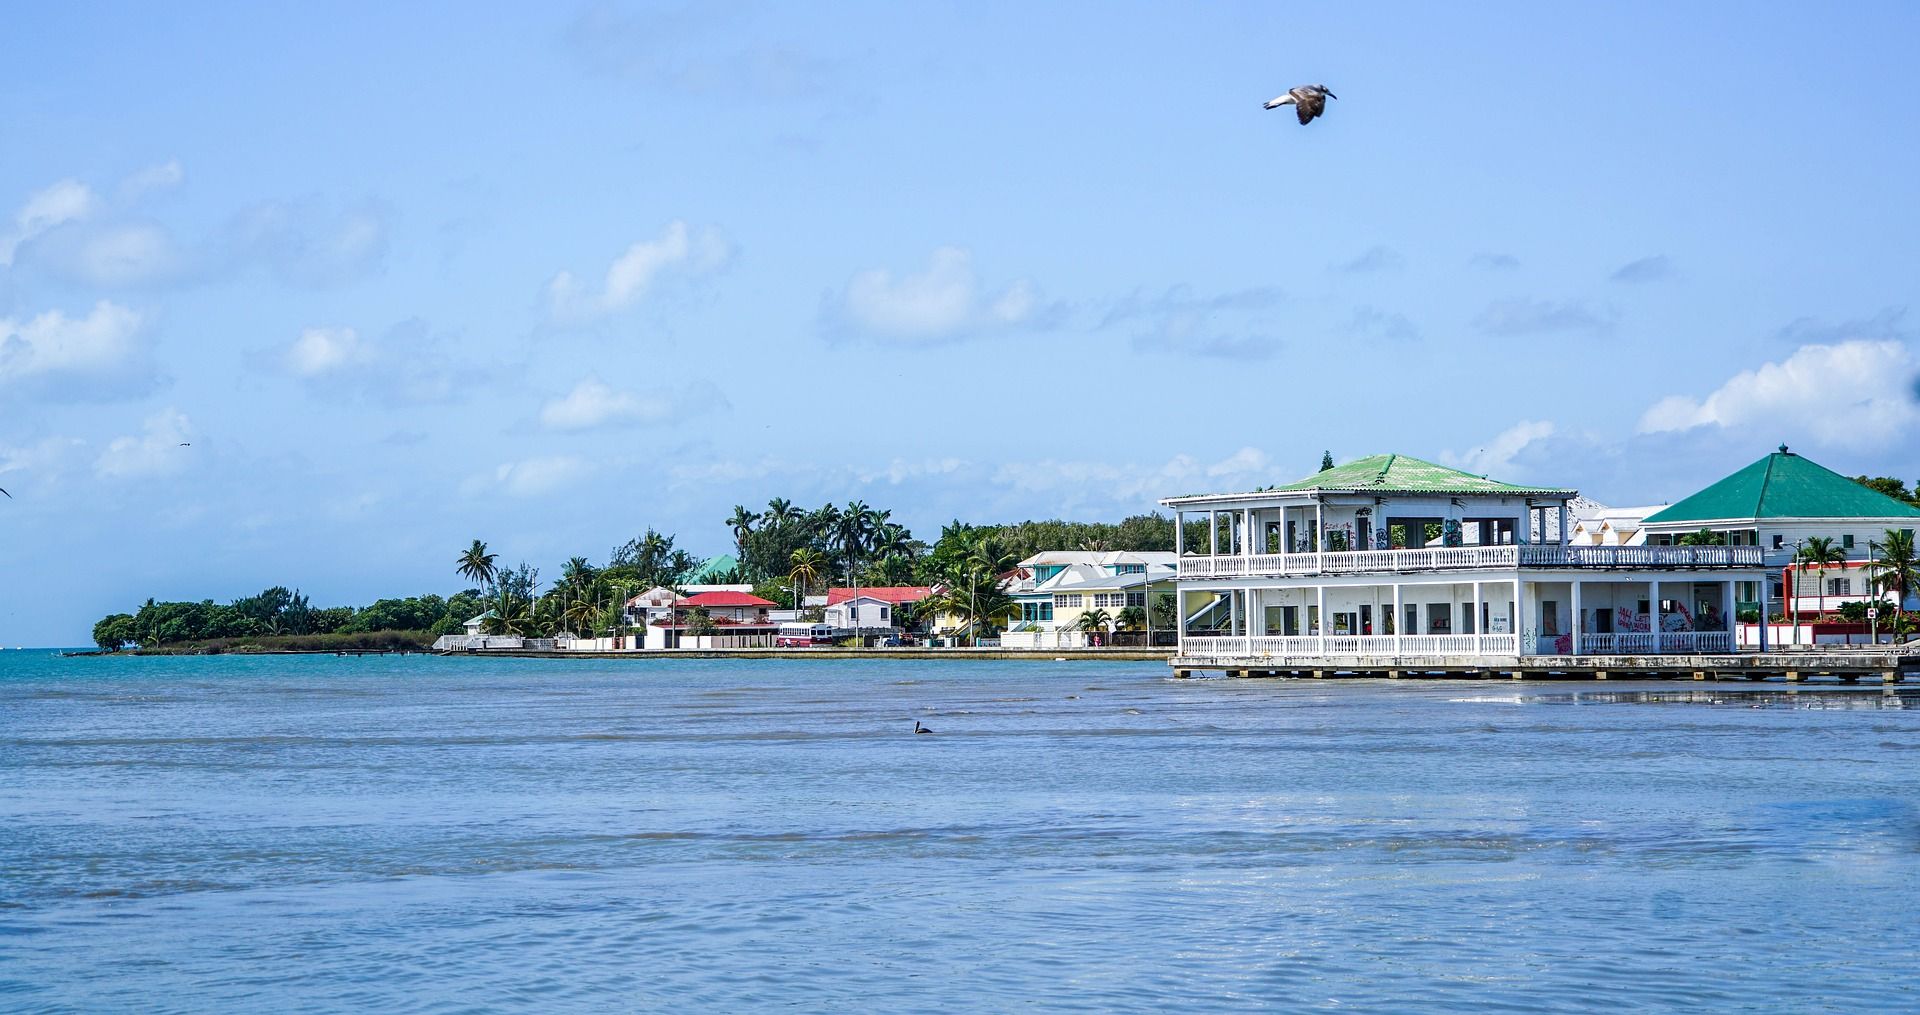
[1271,453,1572,497]
[687,554,740,582]
[1644,447,1920,525]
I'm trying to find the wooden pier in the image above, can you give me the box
[1171,647,1920,683]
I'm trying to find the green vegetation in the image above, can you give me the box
[1850,475,1920,507]
[92,500,1184,652]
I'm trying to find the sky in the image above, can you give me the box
[4,1,1920,644]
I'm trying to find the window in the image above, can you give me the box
[1125,592,1146,608]
[1843,534,1855,549]
[1114,564,1145,574]
[850,606,859,621]
[880,606,890,621]
[1053,594,1083,609]
[1093,593,1127,608]
[1828,578,1851,596]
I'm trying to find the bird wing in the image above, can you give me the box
[1295,91,1326,124]
[1262,94,1291,110]
[0,487,10,498]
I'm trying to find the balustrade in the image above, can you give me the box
[1179,542,1763,579]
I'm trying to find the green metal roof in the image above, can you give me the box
[687,554,740,582]
[1271,453,1573,496]
[1644,447,1920,524]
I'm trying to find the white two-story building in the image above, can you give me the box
[1162,454,1767,670]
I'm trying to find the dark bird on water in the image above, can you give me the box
[913,721,934,735]
[1264,84,1337,125]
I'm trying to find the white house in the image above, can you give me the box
[822,586,932,634]
[1162,453,1766,670]
[1004,551,1178,648]
[1638,445,1920,625]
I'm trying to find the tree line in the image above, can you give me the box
[91,505,1181,650]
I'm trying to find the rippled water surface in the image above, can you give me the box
[4,652,1919,1012]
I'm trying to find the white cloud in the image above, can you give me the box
[538,377,727,431]
[0,435,89,489]
[118,160,185,202]
[95,409,194,479]
[26,221,189,287]
[833,246,1042,344]
[1439,420,1556,478]
[488,456,590,497]
[266,320,475,405]
[541,378,671,430]
[0,179,99,265]
[0,301,147,388]
[1638,340,1920,444]
[547,220,730,321]
[855,457,968,484]
[283,327,370,377]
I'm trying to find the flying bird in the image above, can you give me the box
[1264,84,1337,125]
[0,487,10,499]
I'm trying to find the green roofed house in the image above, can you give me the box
[1641,445,1920,621]
[1159,453,1766,672]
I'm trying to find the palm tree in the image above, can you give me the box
[1865,529,1918,618]
[1797,536,1847,616]
[1116,605,1146,632]
[726,505,759,554]
[836,500,875,581]
[559,556,596,593]
[921,536,1020,646]
[457,539,498,588]
[789,548,826,602]
[870,521,916,561]
[1075,608,1114,644]
[764,497,802,527]
[483,585,529,636]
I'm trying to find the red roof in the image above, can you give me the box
[826,586,934,606]
[677,591,777,608]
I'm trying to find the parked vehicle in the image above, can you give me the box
[775,623,835,648]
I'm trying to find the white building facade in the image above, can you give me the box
[1163,455,1766,668]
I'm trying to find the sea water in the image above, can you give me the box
[2,652,1917,1012]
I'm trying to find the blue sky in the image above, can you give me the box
[5,1,1919,644]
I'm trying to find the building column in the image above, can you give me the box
[1722,579,1735,651]
[1571,580,1583,655]
[1174,512,1184,562]
[1651,579,1662,653]
[1470,580,1481,639]
[1208,510,1218,557]
[1315,497,1326,553]
[1557,502,1569,545]
[1512,578,1525,654]
[1228,585,1240,636]
[1392,582,1403,654]
[1244,508,1255,560]
[1315,584,1326,642]
[1758,575,1771,652]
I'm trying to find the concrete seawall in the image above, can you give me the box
[443,647,1177,662]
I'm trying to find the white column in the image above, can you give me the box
[1315,497,1326,552]
[1758,575,1771,652]
[1228,585,1240,636]
[1471,580,1482,641]
[1571,580,1583,655]
[1392,583,1403,654]
[1244,508,1255,560]
[1722,579,1735,650]
[1208,510,1218,557]
[1174,512,1184,562]
[1651,579,1662,654]
[1512,578,1524,654]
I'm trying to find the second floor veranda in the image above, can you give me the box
[1177,542,1764,579]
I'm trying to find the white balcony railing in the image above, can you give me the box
[1178,630,1738,660]
[1177,544,1763,579]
